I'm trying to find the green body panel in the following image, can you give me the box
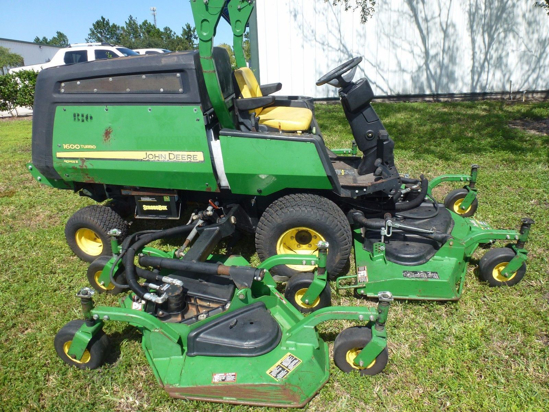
[26,163,73,190]
[220,135,332,196]
[51,105,218,192]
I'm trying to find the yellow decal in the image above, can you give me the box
[63,160,79,164]
[57,151,204,163]
[267,353,302,381]
[142,205,168,211]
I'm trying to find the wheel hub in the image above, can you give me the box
[276,227,325,271]
[294,288,320,308]
[492,262,517,282]
[345,348,375,370]
[75,228,103,256]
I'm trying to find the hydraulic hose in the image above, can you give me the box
[139,255,264,280]
[123,223,195,299]
[394,175,428,212]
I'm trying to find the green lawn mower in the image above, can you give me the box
[28,0,533,306]
[56,204,393,407]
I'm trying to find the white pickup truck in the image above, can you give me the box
[9,43,139,73]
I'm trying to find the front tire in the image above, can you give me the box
[255,194,352,281]
[333,327,388,376]
[65,205,128,262]
[284,273,331,313]
[478,248,526,287]
[54,320,109,370]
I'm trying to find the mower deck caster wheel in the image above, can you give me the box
[284,273,331,314]
[54,320,109,370]
[479,248,526,287]
[444,189,478,217]
[65,205,128,262]
[87,256,127,294]
[333,327,388,376]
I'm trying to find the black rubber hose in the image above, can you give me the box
[348,210,385,229]
[394,175,428,212]
[139,255,264,280]
[123,224,195,298]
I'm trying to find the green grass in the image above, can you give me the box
[1,101,548,411]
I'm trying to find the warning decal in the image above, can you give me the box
[267,353,302,381]
[212,372,237,383]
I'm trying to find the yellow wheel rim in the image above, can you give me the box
[63,341,91,364]
[492,262,517,282]
[93,270,115,291]
[294,288,320,309]
[276,227,325,271]
[346,348,376,370]
[453,199,472,215]
[75,228,103,256]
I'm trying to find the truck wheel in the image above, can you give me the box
[255,194,352,281]
[333,327,388,376]
[284,273,331,314]
[54,320,109,370]
[444,189,478,217]
[479,248,526,287]
[65,205,128,262]
[87,256,126,294]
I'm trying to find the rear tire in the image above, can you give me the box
[333,327,388,375]
[284,273,331,313]
[255,194,352,281]
[54,320,109,370]
[479,248,526,287]
[65,205,128,262]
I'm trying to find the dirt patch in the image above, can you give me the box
[508,118,549,135]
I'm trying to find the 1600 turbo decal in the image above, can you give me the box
[56,151,205,163]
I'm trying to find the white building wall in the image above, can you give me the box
[255,0,549,98]
[0,38,60,67]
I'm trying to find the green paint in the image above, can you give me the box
[51,105,218,192]
[26,162,73,189]
[227,0,254,68]
[220,135,331,196]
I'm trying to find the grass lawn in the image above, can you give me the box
[0,101,548,411]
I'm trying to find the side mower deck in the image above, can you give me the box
[56,206,392,408]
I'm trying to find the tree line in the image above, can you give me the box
[33,16,198,51]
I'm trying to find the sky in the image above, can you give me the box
[0,0,233,46]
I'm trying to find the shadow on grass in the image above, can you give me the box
[103,326,143,366]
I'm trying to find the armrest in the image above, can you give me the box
[235,96,275,111]
[259,82,282,96]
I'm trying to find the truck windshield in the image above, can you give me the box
[116,48,139,56]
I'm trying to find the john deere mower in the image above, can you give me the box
[28,0,532,305]
[55,204,393,407]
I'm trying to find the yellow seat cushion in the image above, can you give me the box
[257,106,313,132]
[234,67,313,131]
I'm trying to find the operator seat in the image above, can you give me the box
[234,67,313,132]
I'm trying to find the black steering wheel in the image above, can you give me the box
[316,57,363,87]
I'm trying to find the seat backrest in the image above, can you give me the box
[234,67,264,115]
[212,47,235,100]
